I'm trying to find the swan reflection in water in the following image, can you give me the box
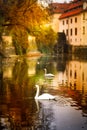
[34,84,57,129]
[35,99,56,129]
[35,96,71,130]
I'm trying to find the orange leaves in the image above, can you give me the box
[0,0,49,31]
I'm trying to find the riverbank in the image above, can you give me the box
[26,51,43,57]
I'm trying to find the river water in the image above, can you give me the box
[0,55,87,130]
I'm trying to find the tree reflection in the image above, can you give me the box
[0,55,87,129]
[0,57,40,129]
[13,58,29,85]
[0,57,3,88]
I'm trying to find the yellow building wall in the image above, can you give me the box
[59,11,87,46]
[81,12,87,45]
[51,13,61,33]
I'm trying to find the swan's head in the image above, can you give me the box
[35,85,39,88]
[44,68,47,73]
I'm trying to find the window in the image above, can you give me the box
[74,83,76,87]
[70,70,72,77]
[63,20,64,25]
[74,71,77,79]
[75,17,77,23]
[70,82,72,87]
[75,18,77,23]
[82,72,84,81]
[71,18,72,23]
[70,28,72,36]
[83,26,85,34]
[66,29,68,36]
[66,19,68,24]
[74,83,76,90]
[75,28,77,35]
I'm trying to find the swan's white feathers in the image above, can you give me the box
[35,93,55,99]
[35,85,56,100]
[44,68,54,78]
[45,73,54,77]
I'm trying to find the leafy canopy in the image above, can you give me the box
[0,0,51,33]
[0,0,57,54]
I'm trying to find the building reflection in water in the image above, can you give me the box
[0,56,87,129]
[62,60,87,117]
[56,59,87,93]
[67,60,87,92]
[65,59,87,108]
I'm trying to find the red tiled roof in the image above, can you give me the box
[49,3,70,14]
[50,1,87,19]
[67,1,83,10]
[59,0,85,19]
[59,8,83,19]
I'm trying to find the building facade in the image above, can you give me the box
[59,0,87,46]
[50,0,87,47]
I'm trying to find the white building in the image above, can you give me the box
[59,0,87,46]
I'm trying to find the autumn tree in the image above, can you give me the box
[34,25,57,54]
[0,0,56,54]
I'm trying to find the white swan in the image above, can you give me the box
[44,68,54,78]
[35,85,56,100]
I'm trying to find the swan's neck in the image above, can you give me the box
[35,86,39,99]
[44,69,47,75]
